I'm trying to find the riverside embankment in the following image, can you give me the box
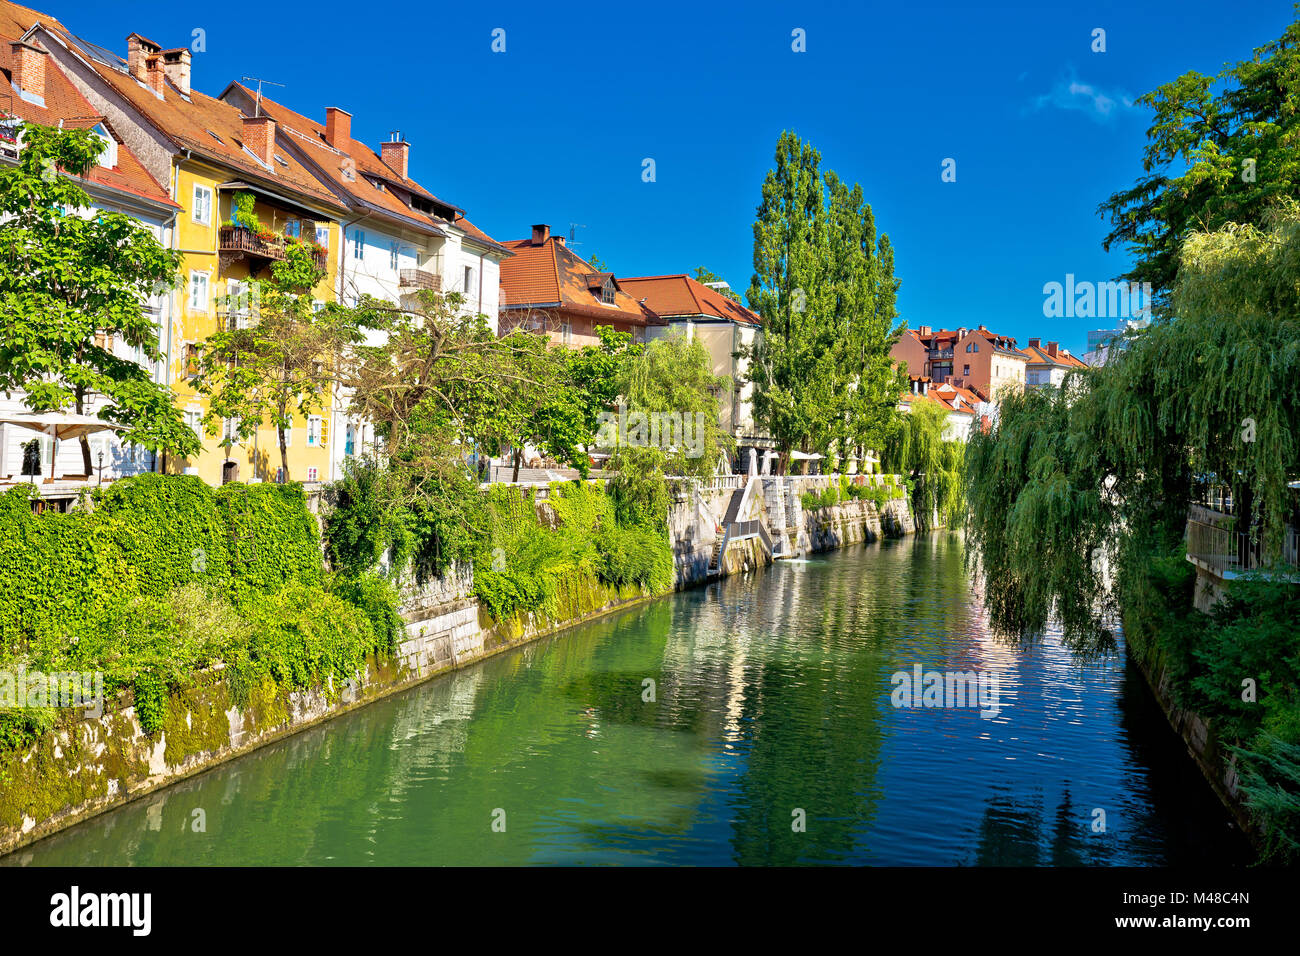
[0,472,914,855]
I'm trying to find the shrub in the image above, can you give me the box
[216,482,323,593]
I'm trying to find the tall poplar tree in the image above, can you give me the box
[746,132,905,472]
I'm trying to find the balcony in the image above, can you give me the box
[219,225,285,275]
[400,268,442,291]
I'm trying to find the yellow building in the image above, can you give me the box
[34,27,350,484]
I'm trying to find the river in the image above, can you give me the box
[4,533,1251,866]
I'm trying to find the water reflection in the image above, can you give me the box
[5,534,1250,866]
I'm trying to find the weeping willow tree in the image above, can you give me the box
[881,399,965,532]
[967,201,1300,655]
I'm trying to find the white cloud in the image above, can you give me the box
[1030,69,1136,122]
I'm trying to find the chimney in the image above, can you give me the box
[9,41,46,98]
[530,224,550,246]
[242,114,276,169]
[325,107,351,148]
[918,325,932,336]
[920,379,929,395]
[1028,337,1041,349]
[1046,341,1059,357]
[143,55,165,95]
[161,49,191,96]
[380,134,409,178]
[126,33,160,81]
[978,323,988,331]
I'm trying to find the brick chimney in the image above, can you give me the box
[9,41,46,99]
[242,114,276,169]
[1028,337,1041,349]
[325,107,351,148]
[143,55,165,95]
[918,325,932,336]
[380,134,409,178]
[1046,341,1060,357]
[126,33,160,81]
[161,49,191,96]
[531,224,550,246]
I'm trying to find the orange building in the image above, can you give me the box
[497,225,662,347]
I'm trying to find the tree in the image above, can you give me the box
[691,266,741,302]
[746,131,905,472]
[612,331,733,479]
[881,399,965,533]
[1098,16,1300,303]
[0,123,198,468]
[194,240,352,480]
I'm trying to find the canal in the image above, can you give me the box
[5,533,1251,866]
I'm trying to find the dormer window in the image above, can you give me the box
[601,281,615,305]
[90,124,117,169]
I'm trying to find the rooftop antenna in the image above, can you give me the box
[568,222,586,248]
[241,76,284,117]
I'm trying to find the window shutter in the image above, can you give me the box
[319,416,329,447]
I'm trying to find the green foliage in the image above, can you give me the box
[611,332,733,478]
[0,123,196,458]
[1099,16,1300,301]
[882,401,966,533]
[471,479,673,621]
[0,475,391,757]
[745,131,907,468]
[228,583,379,697]
[92,473,232,598]
[215,482,324,594]
[1234,733,1300,862]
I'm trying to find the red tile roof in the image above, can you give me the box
[0,12,174,208]
[1023,343,1087,368]
[499,235,660,325]
[33,25,348,216]
[617,274,760,327]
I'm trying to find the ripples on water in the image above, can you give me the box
[5,533,1251,866]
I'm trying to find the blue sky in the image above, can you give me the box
[46,0,1299,353]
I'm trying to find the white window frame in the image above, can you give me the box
[189,270,210,313]
[306,415,322,447]
[91,124,117,169]
[192,184,213,226]
[353,229,365,260]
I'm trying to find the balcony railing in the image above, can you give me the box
[400,268,441,291]
[219,225,286,261]
[1186,503,1300,577]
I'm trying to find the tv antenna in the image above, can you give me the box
[241,76,285,117]
[568,222,587,247]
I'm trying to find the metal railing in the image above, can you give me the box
[399,268,441,291]
[1186,504,1300,575]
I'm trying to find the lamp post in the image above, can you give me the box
[97,449,104,486]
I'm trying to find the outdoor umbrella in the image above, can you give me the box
[0,413,124,480]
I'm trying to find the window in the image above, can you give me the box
[188,271,209,313]
[601,279,615,305]
[192,184,212,226]
[312,300,326,313]
[221,417,240,444]
[274,466,285,484]
[185,344,200,378]
[390,241,399,272]
[345,424,356,456]
[353,230,365,260]
[562,321,572,347]
[184,409,202,437]
[963,364,970,376]
[91,124,117,169]
[463,265,474,295]
[973,343,980,352]
[315,224,329,248]
[282,426,292,448]
[284,219,301,239]
[965,343,971,352]
[307,415,323,447]
[307,467,318,481]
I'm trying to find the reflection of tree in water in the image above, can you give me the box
[967,788,1119,866]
